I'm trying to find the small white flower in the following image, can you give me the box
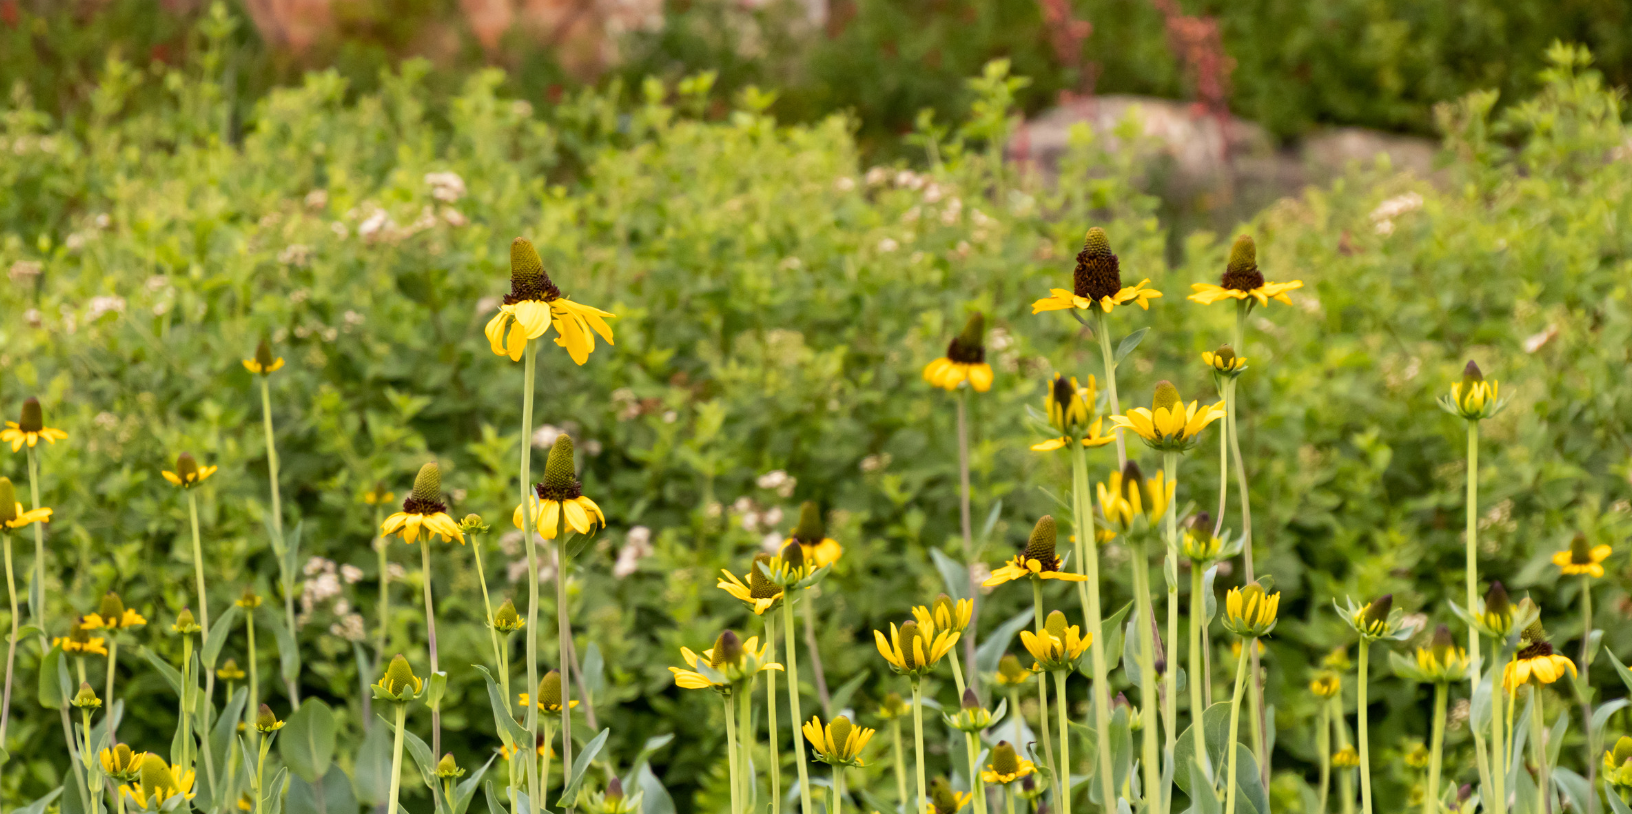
[304,556,337,577]
[1523,325,1559,353]
[330,613,367,642]
[305,190,329,210]
[85,296,126,321]
[834,176,856,192]
[760,532,784,554]
[865,167,889,186]
[533,424,563,449]
[340,564,364,584]
[740,512,761,533]
[8,261,42,283]
[278,244,312,267]
[878,238,899,253]
[424,171,467,202]
[662,410,678,424]
[756,470,790,490]
[860,453,892,473]
[330,222,350,239]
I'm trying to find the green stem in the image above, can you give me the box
[966,732,987,814]
[912,681,928,814]
[725,694,741,814]
[556,534,574,800]
[1189,562,1208,783]
[188,491,210,640]
[1493,672,1506,814]
[1357,639,1372,814]
[179,637,194,769]
[1031,581,1059,805]
[422,538,441,757]
[26,447,45,632]
[783,595,813,814]
[766,611,782,814]
[261,376,299,710]
[82,708,101,814]
[254,736,272,814]
[1582,573,1596,814]
[1531,686,1547,814]
[1006,786,1016,814]
[803,591,830,715]
[833,764,845,814]
[1335,697,1354,814]
[1093,310,1127,469]
[1425,683,1447,814]
[104,638,118,741]
[948,645,968,698]
[375,505,390,659]
[892,718,908,808]
[540,719,556,812]
[1223,643,1250,814]
[0,532,18,747]
[1129,537,1160,814]
[740,675,755,812]
[247,610,260,737]
[1163,450,1179,806]
[957,387,980,697]
[519,339,542,814]
[386,704,408,814]
[1466,421,1496,811]
[474,534,504,672]
[1317,699,1331,814]
[1054,671,1072,814]
[1068,443,1116,807]
[1224,376,1264,785]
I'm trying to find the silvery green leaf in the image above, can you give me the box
[1114,327,1149,364]
[929,547,972,601]
[976,608,1034,676]
[557,728,611,808]
[1594,698,1629,740]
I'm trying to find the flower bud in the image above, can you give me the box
[436,753,464,778]
[382,654,419,695]
[777,539,806,573]
[172,607,201,635]
[492,599,523,632]
[175,452,200,482]
[710,631,743,668]
[606,777,624,802]
[72,682,101,708]
[1362,594,1393,627]
[255,704,283,733]
[255,339,276,371]
[961,688,980,711]
[791,501,825,544]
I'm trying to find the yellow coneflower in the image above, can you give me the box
[254,703,286,733]
[436,753,465,780]
[1221,581,1280,638]
[517,670,580,712]
[363,484,396,507]
[1321,647,1352,672]
[1474,581,1529,639]
[1203,345,1246,375]
[1187,235,1303,308]
[981,741,1036,785]
[1019,610,1092,672]
[491,598,525,633]
[926,777,972,814]
[55,617,109,656]
[372,654,425,703]
[1332,747,1360,768]
[784,501,842,568]
[923,313,995,393]
[515,436,605,540]
[669,630,783,690]
[242,339,285,376]
[217,659,246,681]
[121,755,197,810]
[1503,622,1577,692]
[1441,361,1505,421]
[911,594,973,637]
[381,463,464,545]
[588,777,639,814]
[1403,625,1471,684]
[1602,737,1632,791]
[101,743,148,782]
[171,608,202,636]
[2,398,67,452]
[1097,462,1173,535]
[1031,228,1161,315]
[484,237,615,365]
[1552,533,1612,578]
[235,587,263,609]
[84,592,147,631]
[803,714,875,766]
[161,452,217,488]
[0,477,52,530]
[1347,594,1400,640]
[1109,381,1224,453]
[873,620,960,678]
[1180,515,1223,563]
[983,516,1090,587]
[1402,742,1430,770]
[1309,671,1341,699]
[993,655,1032,687]
[718,553,785,615]
[71,681,102,709]
[1031,373,1114,451]
[945,688,994,732]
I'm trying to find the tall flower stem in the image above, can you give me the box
[739,676,756,811]
[539,720,557,812]
[1031,581,1060,806]
[832,765,846,814]
[178,637,195,768]
[80,707,101,814]
[1128,538,1161,814]
[957,388,981,696]
[386,704,408,814]
[891,718,908,807]
[473,535,503,670]
[1230,307,1266,786]
[1425,682,1447,814]
[911,681,928,814]
[1316,698,1331,814]
[1067,443,1116,804]
[1054,671,1072,814]
[964,732,987,814]
[518,339,543,814]
[1189,562,1208,782]
[1223,642,1250,814]
[246,610,260,738]
[947,645,968,698]
[254,730,274,814]
[1529,686,1546,814]
[420,540,442,756]
[26,448,45,631]
[1492,668,1506,814]
[723,692,741,814]
[765,613,782,814]
[1093,310,1127,468]
[1580,573,1596,814]
[1162,450,1180,801]
[783,595,814,814]
[0,531,18,746]
[1357,639,1373,814]
[555,534,574,788]
[1336,701,1355,814]
[104,638,119,734]
[185,490,218,797]
[259,375,299,708]
[803,595,830,714]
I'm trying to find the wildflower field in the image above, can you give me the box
[5,11,1632,814]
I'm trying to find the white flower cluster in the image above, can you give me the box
[755,469,796,498]
[613,526,653,579]
[1370,192,1424,236]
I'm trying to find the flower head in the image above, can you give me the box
[122,755,196,811]
[519,670,580,712]
[1032,228,1161,315]
[1203,345,1247,378]
[491,598,525,633]
[73,681,103,709]
[1098,462,1174,537]
[1332,747,1360,768]
[484,237,615,364]
[669,630,783,691]
[719,554,786,615]
[1180,513,1229,564]
[217,659,246,681]
[786,502,842,568]
[589,777,640,814]
[876,692,910,721]
[1553,533,1612,578]
[363,483,396,507]
[1603,737,1632,791]
[1109,381,1224,453]
[912,594,973,637]
[2,397,68,452]
[983,516,1089,587]
[242,339,285,376]
[803,714,875,766]
[1188,235,1303,308]
[1309,671,1341,699]
[1440,361,1507,421]
[161,452,218,489]
[0,477,52,530]
[1020,610,1092,672]
[1399,624,1470,684]
[994,655,1033,687]
[944,688,997,732]
[1503,621,1577,692]
[436,753,465,780]
[1222,581,1280,638]
[382,462,464,544]
[84,592,146,631]
[982,741,1037,786]
[1031,374,1113,452]
[1339,593,1416,642]
[372,654,425,702]
[924,312,994,393]
[874,619,960,678]
[171,608,201,636]
[255,704,286,733]
[102,744,148,782]
[459,514,491,535]
[516,436,605,540]
[56,617,109,656]
[927,777,972,814]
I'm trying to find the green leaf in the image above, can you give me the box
[286,765,358,814]
[582,642,605,699]
[828,672,868,717]
[1554,768,1589,814]
[975,608,1034,676]
[15,786,64,814]
[929,547,971,601]
[280,698,338,783]
[1201,566,1219,626]
[1114,327,1149,364]
[1229,743,1270,814]
[138,645,184,696]
[37,643,70,708]
[257,605,302,697]
[473,665,528,747]
[201,604,242,670]
[1188,755,1221,814]
[352,721,394,806]
[557,728,610,808]
[426,671,449,711]
[1098,600,1135,670]
[979,499,1004,543]
[636,764,676,814]
[1595,698,1629,740]
[483,780,509,814]
[452,755,497,814]
[1172,703,1231,794]
[1605,780,1632,814]
[1608,651,1632,695]
[211,688,249,792]
[10,624,43,644]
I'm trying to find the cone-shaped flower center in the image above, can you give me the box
[606,778,625,802]
[998,655,1027,682]
[255,339,276,369]
[711,631,743,668]
[1221,235,1263,291]
[176,452,200,481]
[899,621,926,669]
[506,237,561,304]
[494,599,521,628]
[256,704,280,731]
[829,715,853,750]
[930,777,960,814]
[1570,533,1594,564]
[1044,610,1069,641]
[539,435,581,501]
[139,754,178,799]
[1120,461,1146,502]
[0,478,16,524]
[1024,516,1058,564]
[1073,227,1122,301]
[1485,581,1512,618]
[1213,345,1236,366]
[99,591,126,618]
[748,554,780,598]
[383,654,418,694]
[403,462,447,514]
[1152,380,1181,412]
[1463,360,1484,384]
[18,397,43,433]
[1430,623,1455,661]
[946,312,986,364]
[1362,594,1393,626]
[791,501,825,544]
[539,670,564,708]
[436,753,461,777]
[992,741,1020,774]
[778,539,806,572]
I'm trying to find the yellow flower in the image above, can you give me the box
[1187,235,1303,308]
[912,594,973,637]
[382,462,465,544]
[0,477,52,530]
[803,714,875,767]
[362,483,396,507]
[236,587,264,609]
[373,654,425,703]
[874,620,960,678]
[1108,381,1224,453]
[983,516,1090,587]
[217,659,246,681]
[83,592,146,631]
[72,681,103,709]
[1181,519,1223,563]
[1443,360,1504,421]
[254,703,286,733]
[491,599,525,632]
[1031,374,1115,451]
[242,339,285,375]
[2,398,68,452]
[1032,228,1161,315]
[993,655,1032,687]
[1332,747,1360,768]
[1403,741,1430,770]
[518,670,580,712]
[1552,534,1612,578]
[101,744,148,782]
[1406,625,1471,684]
[1222,581,1280,638]
[1503,623,1577,692]
[515,436,606,540]
[1309,671,1341,699]
[121,755,196,810]
[436,753,466,780]
[485,237,615,365]
[161,452,218,488]
[1097,462,1174,535]
[669,631,782,690]
[945,689,994,732]
[1348,594,1398,640]
[1603,737,1632,790]
[170,608,202,636]
[785,502,842,568]
[1202,345,1246,375]
[718,554,785,615]
[1019,610,1092,672]
[56,617,109,656]
[926,777,972,814]
[876,692,910,721]
[924,312,995,393]
[982,741,1036,785]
